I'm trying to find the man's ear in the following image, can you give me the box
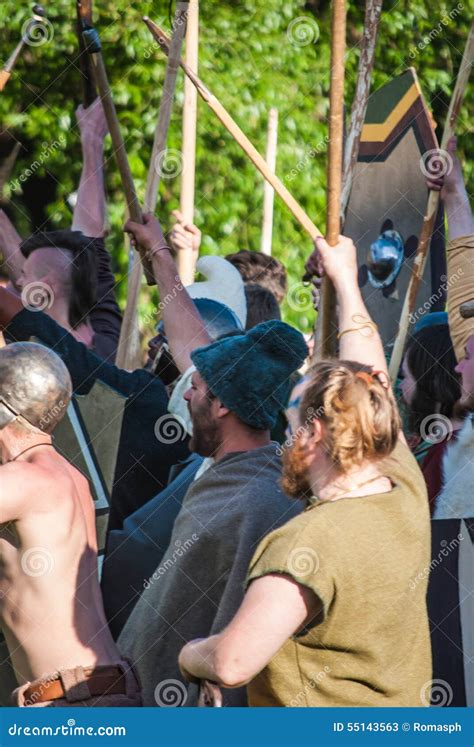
[215,399,230,419]
[303,419,323,455]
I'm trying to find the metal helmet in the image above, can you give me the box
[0,342,72,434]
[367,230,404,289]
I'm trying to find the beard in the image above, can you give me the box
[189,406,221,458]
[281,436,313,500]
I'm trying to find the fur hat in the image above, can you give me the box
[191,320,308,430]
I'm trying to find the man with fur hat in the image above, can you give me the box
[117,318,308,707]
[0,342,141,707]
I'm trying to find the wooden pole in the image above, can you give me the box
[115,3,188,370]
[144,17,322,242]
[313,0,346,360]
[178,0,199,286]
[388,21,474,381]
[260,107,279,255]
[85,42,154,285]
[76,0,97,108]
[340,0,382,218]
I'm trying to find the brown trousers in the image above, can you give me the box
[12,660,142,707]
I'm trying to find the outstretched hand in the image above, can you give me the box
[168,210,201,255]
[75,99,109,142]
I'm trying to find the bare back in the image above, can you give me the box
[0,447,120,685]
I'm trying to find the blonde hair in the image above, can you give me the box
[300,361,400,473]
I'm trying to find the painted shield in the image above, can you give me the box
[344,68,446,351]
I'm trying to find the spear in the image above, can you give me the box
[81,25,154,286]
[260,107,279,256]
[178,0,199,285]
[388,21,474,381]
[0,5,48,92]
[115,3,189,370]
[312,0,346,360]
[143,17,322,243]
[75,0,97,108]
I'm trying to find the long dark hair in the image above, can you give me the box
[20,230,98,329]
[405,324,461,433]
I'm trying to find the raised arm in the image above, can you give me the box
[71,100,108,238]
[0,209,23,291]
[307,235,388,378]
[124,214,211,374]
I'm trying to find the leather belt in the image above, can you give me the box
[23,666,126,705]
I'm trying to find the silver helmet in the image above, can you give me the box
[0,342,72,434]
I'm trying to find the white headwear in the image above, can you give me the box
[186,256,247,329]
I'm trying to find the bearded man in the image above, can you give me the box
[118,320,308,707]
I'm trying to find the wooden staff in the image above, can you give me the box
[0,142,21,197]
[76,0,97,108]
[340,0,383,218]
[388,21,474,381]
[313,0,346,360]
[83,27,154,286]
[0,4,47,92]
[115,3,188,370]
[178,0,199,285]
[260,107,279,255]
[144,17,322,242]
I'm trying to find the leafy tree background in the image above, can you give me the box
[0,0,472,341]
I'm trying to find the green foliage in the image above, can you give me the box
[0,0,472,338]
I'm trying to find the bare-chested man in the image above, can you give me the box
[0,342,141,707]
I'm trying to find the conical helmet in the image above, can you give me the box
[0,342,72,434]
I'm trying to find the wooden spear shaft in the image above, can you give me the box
[388,21,474,381]
[260,107,279,256]
[340,0,382,218]
[115,3,188,370]
[144,17,322,242]
[178,0,199,285]
[86,44,154,285]
[313,0,346,360]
